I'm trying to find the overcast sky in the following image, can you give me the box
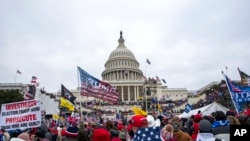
[1,0,250,93]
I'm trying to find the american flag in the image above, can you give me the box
[77,66,119,103]
[24,85,36,100]
[31,76,37,83]
[132,126,162,141]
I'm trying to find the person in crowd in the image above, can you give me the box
[161,124,177,141]
[17,133,30,141]
[118,131,126,141]
[238,115,250,125]
[172,120,192,141]
[106,120,117,131]
[1,129,10,141]
[77,121,89,141]
[0,129,6,141]
[202,115,214,124]
[127,127,134,141]
[196,119,225,141]
[226,115,241,125]
[64,121,79,140]
[109,129,121,141]
[190,113,202,141]
[126,115,148,141]
[185,115,194,135]
[131,114,163,141]
[38,124,52,141]
[92,127,110,141]
[35,131,49,141]
[56,125,63,141]
[226,110,236,117]
[212,111,229,141]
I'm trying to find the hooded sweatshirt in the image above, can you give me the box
[173,130,192,141]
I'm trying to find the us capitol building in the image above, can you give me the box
[1,31,202,114]
[74,31,191,104]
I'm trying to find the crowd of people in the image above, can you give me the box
[1,106,250,141]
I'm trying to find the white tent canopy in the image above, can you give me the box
[178,102,229,119]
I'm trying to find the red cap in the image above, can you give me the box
[243,108,250,117]
[130,115,148,128]
[117,124,124,131]
[93,128,110,141]
[127,125,133,131]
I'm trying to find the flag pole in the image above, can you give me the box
[144,59,147,113]
[15,71,17,83]
[222,71,239,115]
[77,67,82,116]
[225,66,228,76]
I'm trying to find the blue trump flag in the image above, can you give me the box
[185,103,192,113]
[223,73,250,112]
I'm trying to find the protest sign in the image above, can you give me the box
[0,99,41,131]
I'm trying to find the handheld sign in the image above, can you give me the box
[0,99,41,131]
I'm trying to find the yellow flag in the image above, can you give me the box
[60,97,75,111]
[132,106,147,116]
[53,114,59,120]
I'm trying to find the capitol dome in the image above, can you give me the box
[108,32,136,60]
[102,31,143,81]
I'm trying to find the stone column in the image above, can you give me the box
[128,85,130,101]
[134,86,137,101]
[122,85,124,101]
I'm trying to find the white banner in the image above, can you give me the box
[0,99,41,131]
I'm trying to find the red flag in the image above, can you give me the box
[17,70,21,74]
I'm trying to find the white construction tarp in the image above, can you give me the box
[178,102,229,118]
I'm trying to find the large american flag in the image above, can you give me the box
[132,126,162,141]
[77,66,119,103]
